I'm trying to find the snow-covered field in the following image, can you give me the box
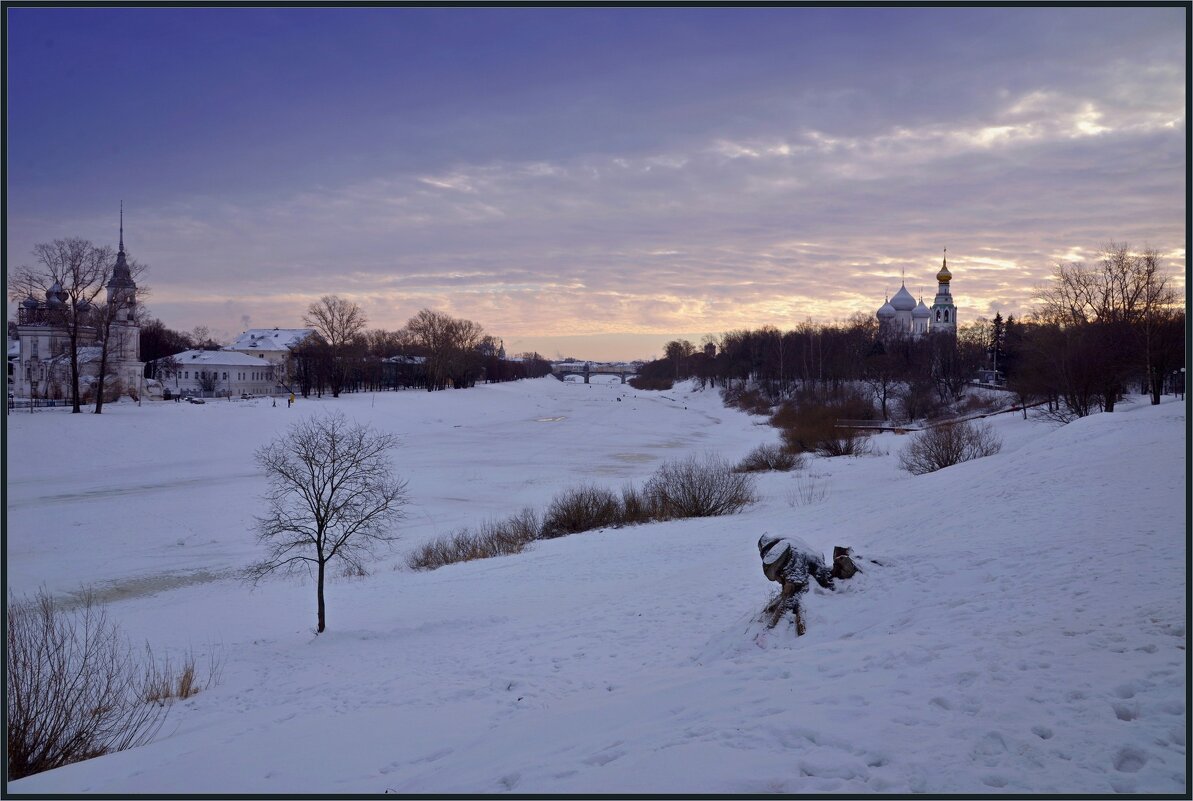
[5,377,1187,794]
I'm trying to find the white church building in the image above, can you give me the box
[876,252,958,338]
[11,212,144,401]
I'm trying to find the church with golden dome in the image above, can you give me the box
[876,251,957,339]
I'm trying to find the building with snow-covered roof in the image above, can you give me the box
[224,328,315,390]
[160,350,277,398]
[876,251,958,339]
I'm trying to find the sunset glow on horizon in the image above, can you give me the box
[6,7,1186,361]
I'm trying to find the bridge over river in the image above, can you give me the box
[551,363,640,384]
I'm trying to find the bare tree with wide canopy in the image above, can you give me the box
[303,295,367,397]
[10,239,113,412]
[248,412,408,633]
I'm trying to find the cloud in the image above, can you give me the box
[6,31,1185,360]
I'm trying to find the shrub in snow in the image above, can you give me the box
[141,645,222,705]
[541,485,623,538]
[735,443,806,473]
[644,453,756,518]
[816,429,875,457]
[772,392,876,457]
[6,591,196,780]
[786,473,829,506]
[408,508,540,570]
[898,420,1002,475]
[414,455,758,572]
[721,385,773,415]
[619,484,655,525]
[893,379,943,423]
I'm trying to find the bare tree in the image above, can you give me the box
[1132,248,1181,404]
[147,355,182,394]
[11,240,113,413]
[1034,243,1181,412]
[444,316,486,388]
[303,295,367,397]
[862,340,899,420]
[189,325,222,350]
[664,339,696,381]
[403,308,487,391]
[248,412,408,633]
[196,370,219,397]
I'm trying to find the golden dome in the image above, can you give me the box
[937,255,952,284]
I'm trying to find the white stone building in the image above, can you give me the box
[224,328,315,389]
[11,213,144,401]
[160,349,277,398]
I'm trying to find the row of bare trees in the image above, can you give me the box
[1003,243,1184,420]
[639,319,987,422]
[290,297,552,398]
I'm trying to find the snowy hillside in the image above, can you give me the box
[5,378,1186,794]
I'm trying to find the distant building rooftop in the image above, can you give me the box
[225,328,315,352]
[172,349,281,367]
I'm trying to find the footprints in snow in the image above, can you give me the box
[582,745,627,767]
[1113,746,1148,773]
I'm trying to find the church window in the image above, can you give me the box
[184,371,189,379]
[223,372,228,380]
[31,339,38,359]
[935,310,941,321]
[944,310,949,322]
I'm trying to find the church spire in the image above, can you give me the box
[107,201,136,298]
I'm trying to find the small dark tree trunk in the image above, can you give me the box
[317,560,326,633]
[94,334,111,414]
[69,334,82,413]
[1150,368,1163,405]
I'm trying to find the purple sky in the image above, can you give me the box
[6,7,1186,360]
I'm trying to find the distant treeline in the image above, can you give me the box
[141,302,553,398]
[635,243,1185,423]
[288,307,553,397]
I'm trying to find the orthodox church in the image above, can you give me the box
[12,208,144,401]
[876,252,957,338]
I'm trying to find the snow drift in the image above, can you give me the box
[5,378,1186,794]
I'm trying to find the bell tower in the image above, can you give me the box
[930,248,957,333]
[105,202,142,367]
